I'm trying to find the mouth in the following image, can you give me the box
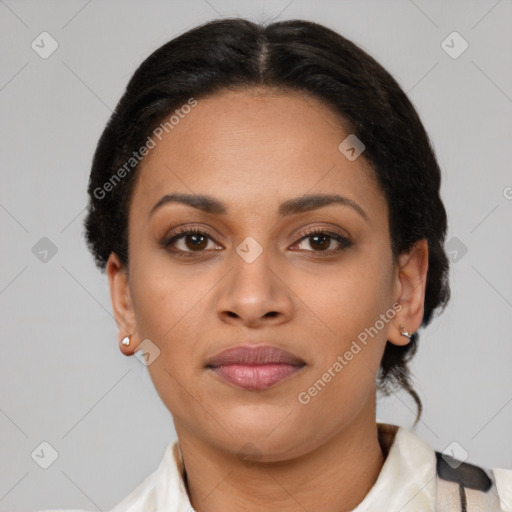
[205,345,306,391]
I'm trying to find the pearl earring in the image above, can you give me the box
[121,335,131,346]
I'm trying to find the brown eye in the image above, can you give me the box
[293,228,352,254]
[161,228,219,256]
[182,232,209,251]
[307,233,331,251]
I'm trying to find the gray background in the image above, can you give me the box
[1,0,511,510]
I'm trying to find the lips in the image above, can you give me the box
[206,345,305,367]
[205,345,306,390]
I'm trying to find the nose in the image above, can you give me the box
[215,247,294,328]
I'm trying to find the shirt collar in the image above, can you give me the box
[154,423,436,511]
[352,423,436,511]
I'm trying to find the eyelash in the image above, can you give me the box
[161,225,353,258]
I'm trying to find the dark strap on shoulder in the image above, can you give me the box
[435,451,502,511]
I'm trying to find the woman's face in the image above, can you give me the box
[108,87,427,461]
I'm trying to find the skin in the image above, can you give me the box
[106,86,429,512]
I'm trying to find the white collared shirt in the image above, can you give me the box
[38,423,512,511]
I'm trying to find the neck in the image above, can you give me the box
[175,404,386,512]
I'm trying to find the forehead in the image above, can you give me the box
[130,87,385,222]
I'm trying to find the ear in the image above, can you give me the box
[389,239,429,346]
[106,252,139,356]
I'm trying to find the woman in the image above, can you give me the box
[44,17,511,512]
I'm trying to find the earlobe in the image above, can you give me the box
[389,239,429,347]
[106,252,138,355]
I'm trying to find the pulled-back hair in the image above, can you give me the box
[84,18,450,422]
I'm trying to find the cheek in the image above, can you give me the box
[293,270,391,429]
[293,254,394,410]
[299,260,393,343]
[130,267,208,419]
[128,267,212,409]
[296,355,380,446]
[130,256,208,338]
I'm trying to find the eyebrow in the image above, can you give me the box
[149,193,369,221]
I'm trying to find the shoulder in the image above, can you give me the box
[434,449,512,511]
[493,467,512,511]
[382,423,511,511]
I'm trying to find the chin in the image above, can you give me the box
[215,417,310,458]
